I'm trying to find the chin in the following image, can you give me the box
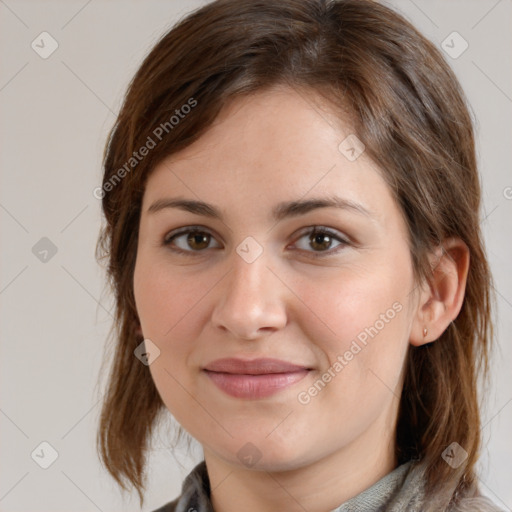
[210,436,312,473]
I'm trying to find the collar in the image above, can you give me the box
[166,458,502,512]
[170,459,418,512]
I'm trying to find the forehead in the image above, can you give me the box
[142,87,399,228]
[165,86,352,168]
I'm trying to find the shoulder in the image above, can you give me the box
[384,460,505,512]
[150,496,179,512]
[450,495,506,512]
[150,460,212,512]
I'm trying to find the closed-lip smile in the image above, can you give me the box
[203,357,312,399]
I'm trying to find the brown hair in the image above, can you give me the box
[96,0,494,506]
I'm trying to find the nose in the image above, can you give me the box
[210,251,288,340]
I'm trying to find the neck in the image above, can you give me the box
[204,420,398,512]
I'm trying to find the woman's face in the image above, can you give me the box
[134,86,419,472]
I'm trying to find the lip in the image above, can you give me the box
[203,358,312,399]
[204,357,310,374]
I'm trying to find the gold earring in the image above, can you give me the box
[423,327,428,337]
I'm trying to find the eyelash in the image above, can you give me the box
[163,225,350,258]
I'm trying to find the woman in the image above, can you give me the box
[95,0,503,510]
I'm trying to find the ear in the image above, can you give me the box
[409,238,470,347]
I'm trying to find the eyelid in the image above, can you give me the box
[289,226,350,256]
[291,225,349,243]
[163,225,222,250]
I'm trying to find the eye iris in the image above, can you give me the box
[310,232,331,251]
[187,231,210,250]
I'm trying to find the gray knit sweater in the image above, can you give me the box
[151,460,504,512]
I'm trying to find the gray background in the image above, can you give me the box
[0,0,510,510]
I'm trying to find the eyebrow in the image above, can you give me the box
[147,195,375,222]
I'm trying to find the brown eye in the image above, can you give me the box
[186,231,210,250]
[164,227,222,253]
[309,231,334,251]
[293,227,349,256]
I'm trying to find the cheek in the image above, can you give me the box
[133,253,210,423]
[292,257,412,401]
[282,266,411,457]
[133,252,211,342]
[297,259,409,346]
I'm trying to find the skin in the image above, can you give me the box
[133,85,469,512]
